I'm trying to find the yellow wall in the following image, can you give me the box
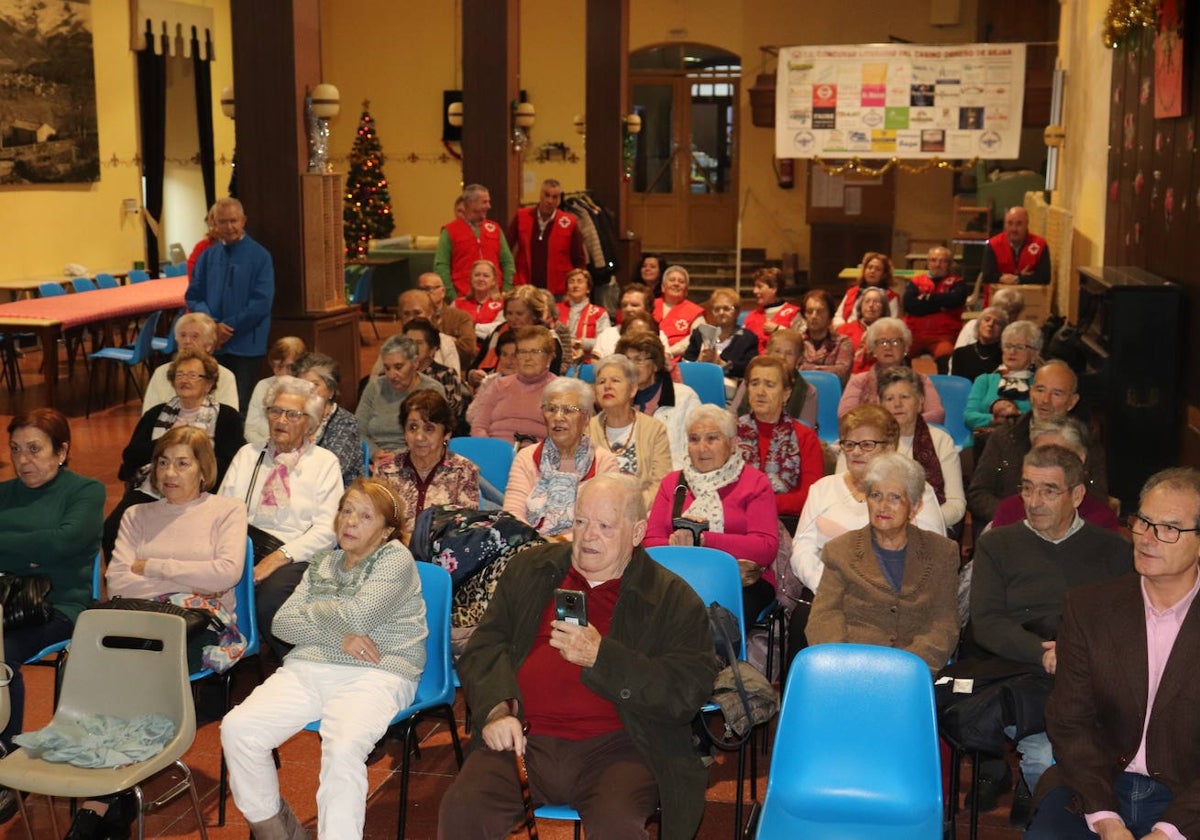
[0,1,233,278]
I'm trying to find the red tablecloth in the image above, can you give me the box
[0,277,186,329]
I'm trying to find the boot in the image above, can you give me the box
[249,801,308,840]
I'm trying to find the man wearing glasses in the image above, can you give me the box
[966,444,1131,822]
[1026,467,1200,840]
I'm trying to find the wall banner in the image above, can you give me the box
[775,42,1026,160]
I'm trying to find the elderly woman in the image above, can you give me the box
[107,348,244,556]
[141,311,240,412]
[798,289,855,385]
[454,259,506,339]
[616,330,702,469]
[838,286,891,372]
[653,264,706,358]
[964,320,1043,431]
[219,376,343,658]
[683,287,758,384]
[832,251,900,329]
[557,267,611,361]
[589,353,673,508]
[736,355,824,523]
[645,405,780,624]
[743,266,801,352]
[294,351,362,487]
[954,285,1024,349]
[806,452,960,673]
[471,325,559,444]
[357,334,443,466]
[382,390,480,543]
[222,479,426,840]
[731,329,819,429]
[245,336,308,447]
[948,305,1009,382]
[503,378,619,539]
[469,285,557,382]
[0,409,103,756]
[837,318,945,424]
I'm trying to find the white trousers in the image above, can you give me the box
[221,658,418,840]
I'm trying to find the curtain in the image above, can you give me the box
[136,21,167,277]
[191,26,216,211]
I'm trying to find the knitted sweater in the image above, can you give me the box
[469,370,557,443]
[355,372,443,455]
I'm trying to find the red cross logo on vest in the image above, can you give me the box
[674,318,690,332]
[557,215,572,229]
[482,221,498,234]
[1027,242,1041,256]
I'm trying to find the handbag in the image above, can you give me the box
[0,572,55,630]
[88,597,225,641]
[242,449,286,564]
[703,602,779,748]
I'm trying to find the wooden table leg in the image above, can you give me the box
[39,324,61,407]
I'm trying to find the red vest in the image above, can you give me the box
[454,295,505,325]
[557,301,606,340]
[744,301,801,352]
[903,274,965,338]
[654,298,705,347]
[447,218,506,298]
[987,231,1048,276]
[514,208,579,295]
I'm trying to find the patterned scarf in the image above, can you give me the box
[132,395,220,490]
[524,436,598,537]
[996,365,1034,401]
[681,452,745,534]
[910,417,945,504]
[260,444,305,512]
[735,413,800,493]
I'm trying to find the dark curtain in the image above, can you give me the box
[136,22,167,277]
[191,26,216,211]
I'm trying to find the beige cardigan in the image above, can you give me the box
[589,412,674,510]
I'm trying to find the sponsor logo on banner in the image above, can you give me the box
[920,129,946,153]
[884,107,909,129]
[861,84,886,107]
[848,131,871,150]
[793,131,815,152]
[870,130,897,152]
[813,84,837,108]
[979,131,1002,152]
[823,130,847,151]
[862,110,884,127]
[896,133,920,151]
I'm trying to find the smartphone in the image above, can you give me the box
[554,588,588,627]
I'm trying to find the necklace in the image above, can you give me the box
[972,341,996,360]
[602,414,636,455]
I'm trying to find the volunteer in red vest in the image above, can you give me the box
[507,179,586,296]
[557,268,610,363]
[903,245,972,373]
[435,184,515,301]
[654,264,706,360]
[982,206,1051,286]
[743,266,802,352]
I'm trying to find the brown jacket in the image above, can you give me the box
[807,524,960,672]
[436,304,479,371]
[1043,574,1200,839]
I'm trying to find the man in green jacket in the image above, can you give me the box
[439,473,718,840]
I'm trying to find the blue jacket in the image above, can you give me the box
[186,235,275,357]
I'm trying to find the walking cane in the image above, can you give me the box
[513,748,539,839]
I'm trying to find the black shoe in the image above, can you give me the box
[64,808,105,840]
[1009,776,1033,827]
[0,788,18,825]
[966,763,1012,813]
[100,793,135,840]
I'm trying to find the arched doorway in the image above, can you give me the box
[629,43,739,250]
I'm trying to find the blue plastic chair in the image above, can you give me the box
[161,262,186,278]
[347,266,380,341]
[85,309,161,416]
[127,269,151,284]
[24,552,103,706]
[799,370,843,444]
[748,644,943,840]
[448,436,516,496]
[574,363,595,383]
[150,309,183,357]
[70,278,97,294]
[361,440,371,476]
[737,309,749,327]
[303,562,463,839]
[94,273,120,290]
[927,373,974,451]
[37,282,65,298]
[677,360,726,407]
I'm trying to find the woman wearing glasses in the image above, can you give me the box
[357,335,443,471]
[104,348,244,557]
[470,325,559,444]
[836,317,945,424]
[963,320,1043,431]
[502,378,618,540]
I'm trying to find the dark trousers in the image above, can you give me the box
[255,561,308,661]
[1,611,73,749]
[218,353,265,415]
[743,578,775,631]
[437,730,658,840]
[1024,773,1173,839]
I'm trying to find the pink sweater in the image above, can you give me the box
[470,371,557,443]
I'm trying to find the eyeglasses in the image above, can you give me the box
[867,490,906,505]
[1127,512,1200,544]
[516,348,550,357]
[1003,343,1034,353]
[173,371,210,381]
[543,404,583,417]
[876,338,906,349]
[1018,481,1068,500]
[266,407,307,422]
[839,439,886,453]
[626,354,654,364]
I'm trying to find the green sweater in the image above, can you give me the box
[0,470,104,621]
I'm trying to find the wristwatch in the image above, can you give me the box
[278,546,294,563]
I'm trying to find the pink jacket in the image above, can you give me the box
[469,371,556,443]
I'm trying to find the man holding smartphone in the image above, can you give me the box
[440,473,718,840]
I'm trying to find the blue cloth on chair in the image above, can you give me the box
[14,713,175,768]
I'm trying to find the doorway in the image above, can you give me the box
[628,44,739,250]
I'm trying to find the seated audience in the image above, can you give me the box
[293,352,363,487]
[245,336,307,446]
[653,264,706,359]
[949,305,1010,382]
[954,286,1024,350]
[732,329,818,429]
[454,259,506,342]
[743,266,801,352]
[616,330,702,469]
[589,354,673,509]
[399,288,462,373]
[465,330,517,427]
[357,335,443,466]
[636,251,666,295]
[142,312,240,413]
[981,206,1050,286]
[404,317,466,424]
[557,268,610,362]
[964,320,1042,431]
[903,245,970,373]
[838,286,890,373]
[417,270,477,371]
[683,288,758,390]
[504,378,618,539]
[799,289,854,384]
[593,282,651,358]
[807,452,960,672]
[837,318,945,424]
[645,405,780,626]
[832,251,900,329]
[223,479,427,840]
[470,285,557,380]
[471,326,559,445]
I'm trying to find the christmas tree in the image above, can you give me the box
[343,102,395,259]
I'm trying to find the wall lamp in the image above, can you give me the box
[306,82,341,173]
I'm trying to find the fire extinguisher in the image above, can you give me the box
[774,156,794,189]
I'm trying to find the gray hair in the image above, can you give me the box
[463,183,489,203]
[979,305,1011,327]
[175,312,218,347]
[211,196,245,217]
[864,317,912,353]
[663,264,690,285]
[876,364,923,402]
[990,287,1025,318]
[864,452,926,506]
[1140,467,1200,530]
[379,334,419,362]
[854,286,890,320]
[1030,416,1090,457]
[1023,444,1085,489]
[1001,319,1043,352]
[542,377,595,416]
[593,354,638,387]
[685,404,736,440]
[263,375,326,434]
[293,351,341,401]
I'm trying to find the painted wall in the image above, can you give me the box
[0,1,233,278]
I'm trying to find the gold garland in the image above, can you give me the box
[812,156,979,176]
[1103,0,1158,49]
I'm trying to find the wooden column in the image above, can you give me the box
[461,0,520,223]
[585,0,630,231]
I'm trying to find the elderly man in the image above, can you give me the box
[507,178,586,297]
[967,360,1107,524]
[1026,467,1200,840]
[903,245,971,373]
[140,312,240,412]
[967,445,1131,820]
[416,271,477,370]
[981,206,1050,286]
[434,183,515,301]
[438,473,718,840]
[397,288,461,374]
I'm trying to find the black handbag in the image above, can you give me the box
[0,572,55,630]
[243,449,287,564]
[88,597,225,640]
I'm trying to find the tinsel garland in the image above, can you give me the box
[1103,0,1158,48]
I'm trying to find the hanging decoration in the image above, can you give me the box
[812,156,979,177]
[1103,0,1159,49]
[343,102,396,260]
